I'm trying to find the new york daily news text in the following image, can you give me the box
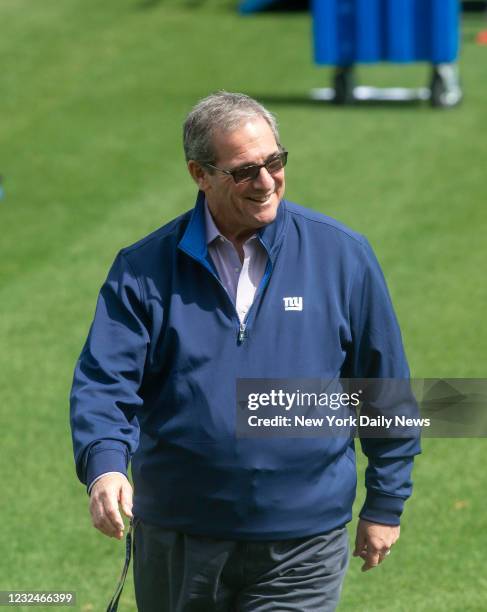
[236,379,487,438]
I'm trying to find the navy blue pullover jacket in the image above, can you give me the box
[70,192,420,539]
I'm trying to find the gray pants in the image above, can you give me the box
[133,521,349,612]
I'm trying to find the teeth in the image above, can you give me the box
[251,195,272,202]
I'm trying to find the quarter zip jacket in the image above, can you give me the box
[70,191,420,539]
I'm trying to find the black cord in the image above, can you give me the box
[106,518,137,612]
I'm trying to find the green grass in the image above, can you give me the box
[1,1,486,610]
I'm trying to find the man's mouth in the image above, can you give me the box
[247,193,274,204]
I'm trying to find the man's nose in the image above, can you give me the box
[253,166,275,190]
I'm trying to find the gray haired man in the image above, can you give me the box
[71,91,419,611]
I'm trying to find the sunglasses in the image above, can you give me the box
[203,150,288,184]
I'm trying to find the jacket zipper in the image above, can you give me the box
[238,322,247,344]
[237,251,273,345]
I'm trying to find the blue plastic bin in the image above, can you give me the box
[312,0,460,65]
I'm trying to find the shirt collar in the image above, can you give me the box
[204,198,262,246]
[178,190,287,264]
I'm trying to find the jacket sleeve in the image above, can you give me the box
[348,237,421,525]
[70,251,149,492]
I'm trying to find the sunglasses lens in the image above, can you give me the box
[266,152,287,174]
[232,151,288,183]
[233,167,259,183]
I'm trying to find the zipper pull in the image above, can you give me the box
[238,322,247,344]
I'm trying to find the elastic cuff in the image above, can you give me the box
[359,490,405,526]
[86,449,128,493]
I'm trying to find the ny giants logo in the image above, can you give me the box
[283,297,303,311]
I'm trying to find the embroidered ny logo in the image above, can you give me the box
[283,297,303,311]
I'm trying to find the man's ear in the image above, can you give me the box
[188,160,211,191]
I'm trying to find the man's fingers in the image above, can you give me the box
[353,529,367,557]
[360,542,391,571]
[101,493,125,532]
[90,493,125,538]
[89,475,133,539]
[119,483,134,519]
[361,539,387,571]
[361,549,381,572]
[90,498,121,538]
[354,520,398,570]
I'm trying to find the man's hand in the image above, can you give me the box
[353,518,400,572]
[89,473,133,540]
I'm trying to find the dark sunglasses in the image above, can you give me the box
[203,150,288,184]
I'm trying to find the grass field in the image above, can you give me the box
[1,1,486,610]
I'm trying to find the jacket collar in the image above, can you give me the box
[178,190,288,264]
[178,190,209,262]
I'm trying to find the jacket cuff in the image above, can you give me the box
[86,448,128,493]
[359,490,406,526]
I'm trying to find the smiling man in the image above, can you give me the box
[70,92,420,611]
[187,113,285,246]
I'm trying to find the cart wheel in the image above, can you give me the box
[430,64,463,108]
[333,66,355,105]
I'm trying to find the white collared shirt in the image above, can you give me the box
[204,201,268,323]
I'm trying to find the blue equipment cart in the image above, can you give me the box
[239,0,463,106]
[312,0,462,106]
[313,0,460,65]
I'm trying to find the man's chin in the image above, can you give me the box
[253,203,279,227]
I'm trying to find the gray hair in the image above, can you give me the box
[183,91,281,164]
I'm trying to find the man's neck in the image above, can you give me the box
[206,204,257,257]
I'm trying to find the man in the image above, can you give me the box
[70,92,420,611]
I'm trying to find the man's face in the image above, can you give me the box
[191,116,286,240]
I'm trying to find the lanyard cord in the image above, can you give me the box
[106,518,137,612]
